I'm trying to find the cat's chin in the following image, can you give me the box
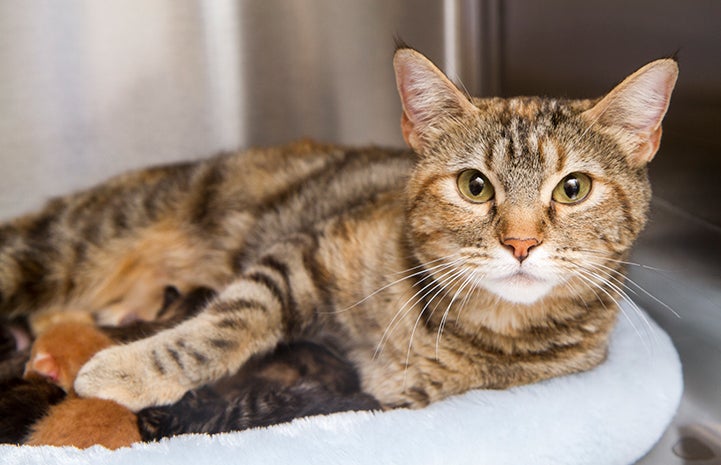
[482,272,556,305]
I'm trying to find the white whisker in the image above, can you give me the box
[577,248,674,273]
[400,267,468,388]
[390,254,455,275]
[375,263,464,359]
[405,267,468,364]
[333,255,462,314]
[583,259,681,319]
[455,270,483,324]
[572,265,654,354]
[582,265,658,349]
[435,270,476,359]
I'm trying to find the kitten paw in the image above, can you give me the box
[74,344,186,411]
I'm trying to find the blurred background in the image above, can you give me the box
[0,1,719,462]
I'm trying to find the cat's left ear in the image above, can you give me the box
[582,59,678,166]
[394,48,478,153]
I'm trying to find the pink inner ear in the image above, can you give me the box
[582,59,678,165]
[625,64,678,134]
[393,49,478,153]
[400,111,415,148]
[586,59,678,134]
[29,352,60,382]
[394,56,434,127]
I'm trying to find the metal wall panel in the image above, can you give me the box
[0,0,451,219]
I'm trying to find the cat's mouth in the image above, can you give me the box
[490,269,548,287]
[481,270,557,305]
[498,271,541,285]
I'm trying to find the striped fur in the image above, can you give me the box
[0,50,677,411]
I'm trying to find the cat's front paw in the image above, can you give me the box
[74,344,186,411]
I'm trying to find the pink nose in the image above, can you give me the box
[502,237,540,263]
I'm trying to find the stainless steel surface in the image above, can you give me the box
[1,2,720,463]
[0,0,452,220]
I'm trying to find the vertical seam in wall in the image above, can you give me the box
[443,0,460,81]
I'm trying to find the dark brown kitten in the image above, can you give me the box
[0,318,31,382]
[0,375,65,444]
[138,341,380,440]
[100,286,215,343]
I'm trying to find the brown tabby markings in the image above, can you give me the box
[0,49,677,412]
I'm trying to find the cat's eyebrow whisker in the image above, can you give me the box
[582,259,682,319]
[375,264,465,359]
[335,256,462,314]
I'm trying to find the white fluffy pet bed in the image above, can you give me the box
[0,302,682,465]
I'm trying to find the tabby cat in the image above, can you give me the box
[0,47,678,412]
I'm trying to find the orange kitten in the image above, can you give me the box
[24,397,140,449]
[25,321,113,393]
[23,322,140,449]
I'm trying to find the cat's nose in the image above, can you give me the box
[501,237,540,263]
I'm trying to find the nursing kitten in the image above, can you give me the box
[0,318,31,382]
[100,285,215,343]
[0,322,121,446]
[0,48,678,412]
[0,375,65,444]
[138,341,380,439]
[22,321,141,449]
[84,287,378,441]
[25,397,139,449]
[25,321,115,392]
[0,288,211,446]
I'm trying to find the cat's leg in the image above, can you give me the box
[74,236,320,411]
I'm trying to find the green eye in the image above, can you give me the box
[457,169,495,203]
[552,172,592,204]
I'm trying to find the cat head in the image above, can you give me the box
[394,48,677,306]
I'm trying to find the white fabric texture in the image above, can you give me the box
[0,302,682,465]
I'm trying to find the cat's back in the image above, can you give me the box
[221,140,414,257]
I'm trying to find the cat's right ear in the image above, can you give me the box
[393,48,477,153]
